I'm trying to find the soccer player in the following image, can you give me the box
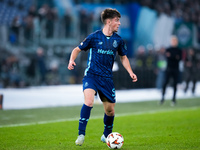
[68,8,137,146]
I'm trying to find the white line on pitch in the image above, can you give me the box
[0,107,199,128]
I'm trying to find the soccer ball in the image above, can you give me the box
[106,132,124,149]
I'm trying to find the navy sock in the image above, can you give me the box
[78,104,92,135]
[103,113,114,137]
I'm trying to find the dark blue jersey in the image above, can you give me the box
[78,30,127,78]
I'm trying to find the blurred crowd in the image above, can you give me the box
[142,0,200,43]
[8,4,73,45]
[3,0,200,45]
[0,0,200,90]
[133,46,200,92]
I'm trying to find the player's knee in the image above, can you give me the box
[106,109,115,116]
[84,100,94,107]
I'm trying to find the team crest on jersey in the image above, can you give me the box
[113,40,118,48]
[98,41,103,45]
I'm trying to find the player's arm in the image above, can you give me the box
[120,55,137,82]
[68,46,81,70]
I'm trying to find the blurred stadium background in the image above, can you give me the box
[0,0,200,93]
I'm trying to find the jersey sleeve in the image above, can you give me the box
[118,39,127,56]
[78,34,92,51]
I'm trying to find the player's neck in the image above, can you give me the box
[102,26,113,37]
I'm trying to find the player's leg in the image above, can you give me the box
[103,101,115,137]
[172,70,179,105]
[96,77,116,142]
[79,89,95,135]
[84,88,96,107]
[75,88,95,146]
[98,91,115,142]
[161,70,170,104]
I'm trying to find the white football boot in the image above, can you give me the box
[75,134,85,146]
[101,134,106,143]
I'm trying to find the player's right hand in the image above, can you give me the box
[68,61,76,70]
[130,73,137,82]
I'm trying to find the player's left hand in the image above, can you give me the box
[130,73,137,82]
[68,61,76,70]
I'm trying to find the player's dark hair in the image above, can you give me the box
[101,8,121,24]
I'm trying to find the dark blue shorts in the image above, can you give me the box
[82,75,116,103]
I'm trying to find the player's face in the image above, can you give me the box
[109,17,121,32]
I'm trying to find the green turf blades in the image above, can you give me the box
[0,107,199,149]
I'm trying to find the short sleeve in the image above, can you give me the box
[78,35,92,51]
[118,40,127,56]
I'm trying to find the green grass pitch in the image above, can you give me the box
[0,98,200,150]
